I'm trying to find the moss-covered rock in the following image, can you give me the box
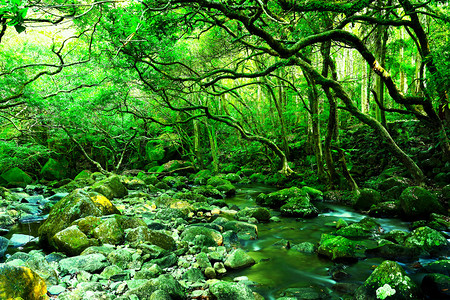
[317,234,357,261]
[137,172,159,185]
[92,217,124,245]
[1,167,33,188]
[421,273,450,299]
[399,186,445,219]
[38,189,119,247]
[124,274,185,300]
[223,221,258,240]
[209,280,256,300]
[40,158,67,181]
[301,186,323,201]
[354,188,381,211]
[207,176,236,196]
[224,248,256,269]
[404,226,449,256]
[378,177,409,192]
[256,187,307,208]
[74,170,92,181]
[0,264,47,300]
[424,260,450,276]
[355,260,420,300]
[181,225,223,247]
[280,196,318,218]
[368,201,401,218]
[125,226,176,250]
[91,175,128,199]
[235,207,271,222]
[336,217,381,239]
[50,225,98,256]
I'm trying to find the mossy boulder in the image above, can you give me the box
[124,226,176,250]
[336,217,381,239]
[74,170,92,181]
[1,167,33,188]
[50,225,98,256]
[92,217,124,245]
[224,248,256,269]
[146,140,165,162]
[209,280,256,300]
[235,207,271,222]
[223,221,258,240]
[256,187,308,208]
[137,172,159,185]
[91,175,128,199]
[207,176,236,196]
[301,186,323,201]
[124,274,185,300]
[0,264,47,300]
[424,259,450,276]
[221,164,240,173]
[280,196,319,218]
[192,169,213,185]
[40,158,67,181]
[421,273,450,299]
[38,189,120,247]
[180,225,223,247]
[368,201,402,218]
[399,186,445,219]
[317,234,357,261]
[404,226,449,256]
[378,177,409,192]
[354,188,381,210]
[355,260,420,300]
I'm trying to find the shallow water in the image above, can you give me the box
[226,185,413,299]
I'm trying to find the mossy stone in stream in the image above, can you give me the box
[50,225,98,256]
[207,176,236,196]
[399,186,444,219]
[92,217,124,245]
[404,226,449,256]
[124,274,185,300]
[91,175,128,199]
[353,188,381,211]
[0,264,48,300]
[181,225,223,247]
[355,260,420,300]
[424,259,450,276]
[301,186,323,201]
[125,226,176,250]
[336,217,381,239]
[223,221,258,240]
[280,197,319,218]
[317,234,357,261]
[368,201,401,218]
[1,167,33,188]
[256,187,307,208]
[224,248,255,269]
[421,273,450,299]
[209,280,255,300]
[235,207,271,222]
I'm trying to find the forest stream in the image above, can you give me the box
[2,183,447,300]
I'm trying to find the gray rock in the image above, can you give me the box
[59,253,110,274]
[48,285,66,295]
[9,233,38,247]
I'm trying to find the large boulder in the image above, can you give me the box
[180,225,223,247]
[353,188,381,211]
[125,226,176,250]
[40,158,67,181]
[58,253,110,274]
[224,249,255,269]
[1,167,33,188]
[91,175,128,199]
[256,187,306,208]
[280,196,319,218]
[404,226,449,256]
[209,280,255,300]
[207,176,236,197]
[317,234,357,261]
[355,260,420,300]
[0,264,47,300]
[38,189,120,247]
[399,186,445,219]
[51,225,98,256]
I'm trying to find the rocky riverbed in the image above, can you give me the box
[0,170,449,299]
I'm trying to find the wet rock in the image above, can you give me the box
[256,187,306,208]
[368,201,402,218]
[124,274,185,299]
[223,221,257,240]
[38,189,120,248]
[424,260,450,276]
[399,186,445,219]
[90,175,128,199]
[290,242,316,254]
[0,236,8,258]
[365,242,420,262]
[317,234,357,261]
[224,248,255,269]
[384,229,408,244]
[280,196,319,218]
[0,264,47,299]
[236,207,271,222]
[353,188,381,211]
[405,226,449,256]
[336,217,381,239]
[181,225,223,247]
[421,273,450,299]
[355,260,420,300]
[48,285,66,296]
[92,217,124,245]
[125,226,176,250]
[51,225,98,256]
[58,253,109,274]
[9,233,38,247]
[209,280,255,300]
[278,286,328,299]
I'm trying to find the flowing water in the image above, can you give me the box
[226,185,413,299]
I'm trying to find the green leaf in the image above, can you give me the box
[14,24,26,33]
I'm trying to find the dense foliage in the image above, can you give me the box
[1,0,450,188]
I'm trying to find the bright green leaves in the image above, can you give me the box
[0,0,28,33]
